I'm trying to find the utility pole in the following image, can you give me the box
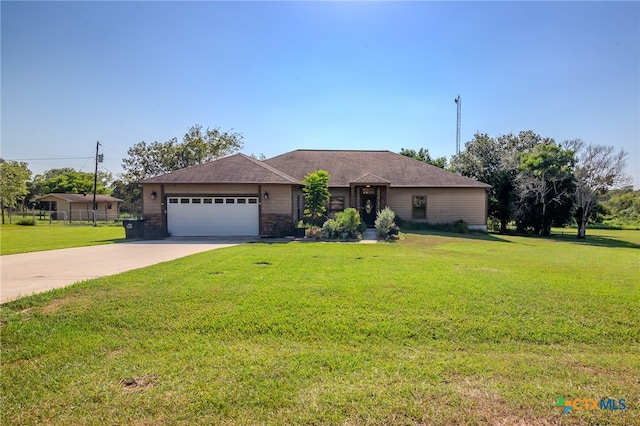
[455,95,461,155]
[93,141,102,226]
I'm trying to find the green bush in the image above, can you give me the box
[335,208,361,235]
[321,208,363,239]
[451,220,469,234]
[394,217,475,234]
[374,207,396,237]
[321,219,339,239]
[15,218,36,226]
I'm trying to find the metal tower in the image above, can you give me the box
[454,95,461,155]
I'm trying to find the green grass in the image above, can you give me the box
[1,231,638,425]
[0,221,125,255]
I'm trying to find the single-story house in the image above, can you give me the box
[34,193,123,222]
[139,150,491,237]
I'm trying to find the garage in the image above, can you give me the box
[167,196,259,237]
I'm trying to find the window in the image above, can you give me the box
[214,198,224,204]
[412,196,426,219]
[237,198,246,204]
[169,198,179,204]
[226,198,235,204]
[192,198,201,204]
[248,198,258,204]
[330,196,345,212]
[361,187,375,195]
[203,198,213,204]
[180,198,190,204]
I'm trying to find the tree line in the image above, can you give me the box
[447,130,629,238]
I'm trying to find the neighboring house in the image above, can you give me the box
[139,150,491,237]
[34,193,123,222]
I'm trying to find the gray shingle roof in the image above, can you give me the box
[265,150,491,188]
[139,153,299,184]
[139,150,491,188]
[34,194,124,202]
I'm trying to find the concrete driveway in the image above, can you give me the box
[0,238,248,304]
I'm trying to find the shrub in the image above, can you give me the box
[16,218,36,226]
[374,207,396,237]
[321,219,339,239]
[451,220,469,234]
[395,216,473,234]
[335,208,362,237]
[320,209,363,239]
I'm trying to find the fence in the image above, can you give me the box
[3,209,122,224]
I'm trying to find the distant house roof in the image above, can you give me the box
[265,150,491,188]
[139,153,299,184]
[139,150,491,189]
[34,194,123,203]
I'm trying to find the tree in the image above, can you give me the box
[0,159,32,224]
[122,124,244,182]
[120,124,243,214]
[601,186,640,224]
[563,139,629,238]
[301,170,330,228]
[31,168,111,196]
[451,131,572,234]
[516,143,576,236]
[399,147,447,168]
[450,133,516,233]
[110,179,142,215]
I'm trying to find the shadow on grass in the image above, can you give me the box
[549,233,640,249]
[100,238,128,244]
[401,230,513,243]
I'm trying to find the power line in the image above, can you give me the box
[4,156,92,161]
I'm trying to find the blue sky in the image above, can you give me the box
[2,1,639,187]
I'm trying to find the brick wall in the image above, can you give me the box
[261,213,293,237]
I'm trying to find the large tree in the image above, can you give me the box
[450,133,518,233]
[399,147,447,169]
[123,125,244,182]
[31,168,111,196]
[0,159,32,224]
[451,131,573,234]
[516,143,576,236]
[564,139,629,238]
[121,124,244,213]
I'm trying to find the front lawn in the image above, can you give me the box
[0,221,125,255]
[1,231,638,425]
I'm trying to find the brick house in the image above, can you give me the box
[139,150,491,237]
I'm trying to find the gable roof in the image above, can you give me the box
[350,173,391,185]
[139,153,298,184]
[34,194,123,203]
[138,150,491,188]
[264,150,491,188]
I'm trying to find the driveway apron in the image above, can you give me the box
[0,238,246,304]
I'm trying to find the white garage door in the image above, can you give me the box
[167,197,259,237]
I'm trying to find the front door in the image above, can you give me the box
[360,194,376,227]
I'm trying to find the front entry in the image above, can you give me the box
[360,194,377,227]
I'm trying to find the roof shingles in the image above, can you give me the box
[140,154,298,184]
[140,150,491,188]
[265,150,491,188]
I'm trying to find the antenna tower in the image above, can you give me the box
[454,95,461,155]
